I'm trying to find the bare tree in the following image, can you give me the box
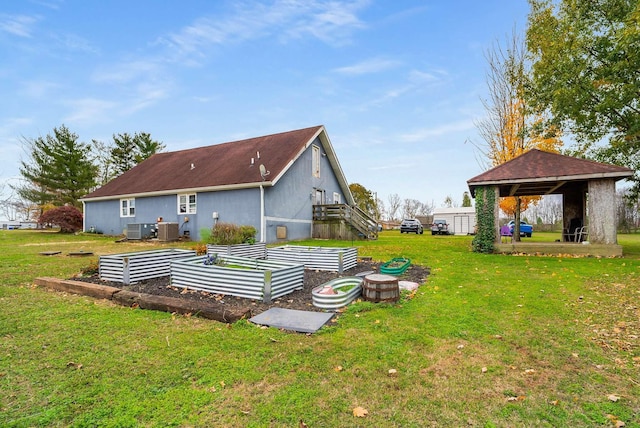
[616,189,640,233]
[376,197,386,221]
[442,195,458,208]
[387,193,401,221]
[402,198,423,219]
[473,29,561,240]
[0,183,36,222]
[418,200,435,216]
[522,195,562,226]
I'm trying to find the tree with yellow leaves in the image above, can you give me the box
[474,29,562,240]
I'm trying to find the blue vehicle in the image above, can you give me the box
[507,220,533,237]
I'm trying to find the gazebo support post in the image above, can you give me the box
[588,179,618,244]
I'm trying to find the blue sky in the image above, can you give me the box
[0,0,531,213]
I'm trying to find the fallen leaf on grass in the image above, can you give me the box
[481,367,488,373]
[388,368,397,376]
[299,419,308,427]
[606,414,625,427]
[607,394,621,402]
[334,365,343,372]
[506,396,526,402]
[353,406,368,417]
[66,362,82,369]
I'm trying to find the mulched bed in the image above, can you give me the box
[75,261,430,316]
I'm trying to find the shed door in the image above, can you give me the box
[454,216,470,235]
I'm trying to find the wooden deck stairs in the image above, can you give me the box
[312,204,378,240]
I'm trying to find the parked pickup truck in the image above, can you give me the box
[430,219,450,235]
[508,220,533,237]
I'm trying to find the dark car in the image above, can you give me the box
[400,218,423,234]
[430,219,450,235]
[507,220,533,237]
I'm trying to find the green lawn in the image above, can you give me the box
[1,230,639,427]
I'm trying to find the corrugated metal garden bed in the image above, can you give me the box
[311,276,363,310]
[206,242,267,259]
[170,255,304,303]
[266,245,357,272]
[99,248,197,285]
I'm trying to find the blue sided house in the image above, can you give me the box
[81,125,378,243]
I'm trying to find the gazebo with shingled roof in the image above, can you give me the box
[467,150,634,256]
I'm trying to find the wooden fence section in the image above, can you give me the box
[170,255,304,303]
[99,248,197,285]
[266,245,357,273]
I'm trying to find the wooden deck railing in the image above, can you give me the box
[312,204,378,240]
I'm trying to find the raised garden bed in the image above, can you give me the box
[266,245,357,272]
[379,257,411,275]
[207,242,267,259]
[311,276,363,310]
[99,248,197,285]
[170,255,304,303]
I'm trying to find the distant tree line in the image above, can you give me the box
[349,183,473,223]
[4,124,164,222]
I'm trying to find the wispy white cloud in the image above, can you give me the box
[158,0,369,61]
[0,14,39,37]
[285,0,368,45]
[63,98,117,124]
[399,119,476,143]
[368,162,418,171]
[53,33,98,54]
[333,58,401,75]
[0,117,33,135]
[121,82,170,115]
[365,68,449,107]
[21,79,59,98]
[28,0,63,10]
[92,60,163,85]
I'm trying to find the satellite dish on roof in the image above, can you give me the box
[259,164,270,181]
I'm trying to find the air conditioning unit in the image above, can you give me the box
[158,222,179,242]
[126,223,155,240]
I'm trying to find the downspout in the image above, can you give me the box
[260,184,265,243]
[82,200,86,232]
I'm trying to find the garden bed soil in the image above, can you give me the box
[75,261,430,316]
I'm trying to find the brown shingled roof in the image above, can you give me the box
[467,149,633,197]
[83,125,329,200]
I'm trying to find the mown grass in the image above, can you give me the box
[1,229,639,427]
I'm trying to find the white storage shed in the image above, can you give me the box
[432,207,476,235]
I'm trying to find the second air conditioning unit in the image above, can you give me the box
[158,222,179,242]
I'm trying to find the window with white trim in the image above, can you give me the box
[120,198,135,217]
[312,145,321,178]
[333,192,341,204]
[178,193,196,214]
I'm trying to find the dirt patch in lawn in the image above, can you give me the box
[74,261,430,316]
